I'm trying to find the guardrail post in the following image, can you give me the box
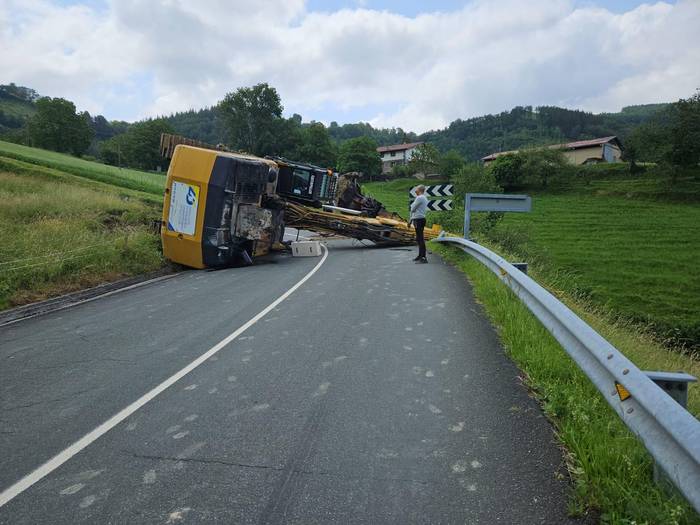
[644,371,697,409]
[643,371,698,489]
[463,195,471,239]
[511,262,528,274]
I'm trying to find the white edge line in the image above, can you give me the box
[0,245,329,508]
[0,274,180,328]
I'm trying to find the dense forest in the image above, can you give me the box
[162,101,667,161]
[422,104,668,160]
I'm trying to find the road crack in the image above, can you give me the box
[1,386,101,411]
[125,451,284,471]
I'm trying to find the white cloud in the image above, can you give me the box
[0,0,698,132]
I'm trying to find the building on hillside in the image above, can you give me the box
[377,142,423,174]
[482,136,624,166]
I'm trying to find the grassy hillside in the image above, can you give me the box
[363,178,440,219]
[0,140,165,196]
[0,155,166,310]
[492,194,700,348]
[0,97,35,118]
[0,89,36,132]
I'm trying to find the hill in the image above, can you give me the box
[164,101,667,161]
[0,81,673,168]
[420,103,668,161]
[0,84,38,133]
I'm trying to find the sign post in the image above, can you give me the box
[464,193,531,239]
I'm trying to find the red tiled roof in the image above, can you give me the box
[377,141,423,153]
[482,136,620,161]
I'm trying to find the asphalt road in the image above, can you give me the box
[0,235,576,524]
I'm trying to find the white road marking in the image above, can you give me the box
[0,245,329,508]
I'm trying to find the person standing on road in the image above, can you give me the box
[410,185,428,263]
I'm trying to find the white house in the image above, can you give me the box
[377,142,423,174]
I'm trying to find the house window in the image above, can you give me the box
[390,151,396,157]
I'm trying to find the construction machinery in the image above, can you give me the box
[159,134,439,269]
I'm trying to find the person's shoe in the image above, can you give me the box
[412,255,421,261]
[415,257,428,264]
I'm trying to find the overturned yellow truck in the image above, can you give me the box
[160,139,439,269]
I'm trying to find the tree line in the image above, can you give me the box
[1,81,696,179]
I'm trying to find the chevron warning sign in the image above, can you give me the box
[426,199,452,211]
[408,184,453,212]
[409,184,453,197]
[408,198,453,211]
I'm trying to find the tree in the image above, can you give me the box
[0,83,39,102]
[438,150,466,180]
[520,148,570,188]
[271,116,304,160]
[26,97,93,155]
[409,143,440,175]
[336,136,381,180]
[219,83,283,156]
[487,153,525,189]
[99,118,173,170]
[298,122,337,167]
[668,90,700,169]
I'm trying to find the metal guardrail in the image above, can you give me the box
[435,235,700,511]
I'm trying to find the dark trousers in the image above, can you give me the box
[414,218,426,258]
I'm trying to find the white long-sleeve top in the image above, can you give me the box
[410,194,428,221]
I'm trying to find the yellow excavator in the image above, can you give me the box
[159,134,439,269]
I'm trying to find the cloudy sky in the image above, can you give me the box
[1,0,699,132]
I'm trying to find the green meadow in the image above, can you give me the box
[0,140,165,196]
[492,194,700,348]
[0,150,166,309]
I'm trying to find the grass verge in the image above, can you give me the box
[431,241,699,524]
[0,162,166,310]
[0,139,165,195]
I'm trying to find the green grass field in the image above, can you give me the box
[0,140,165,195]
[492,194,700,349]
[0,154,166,310]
